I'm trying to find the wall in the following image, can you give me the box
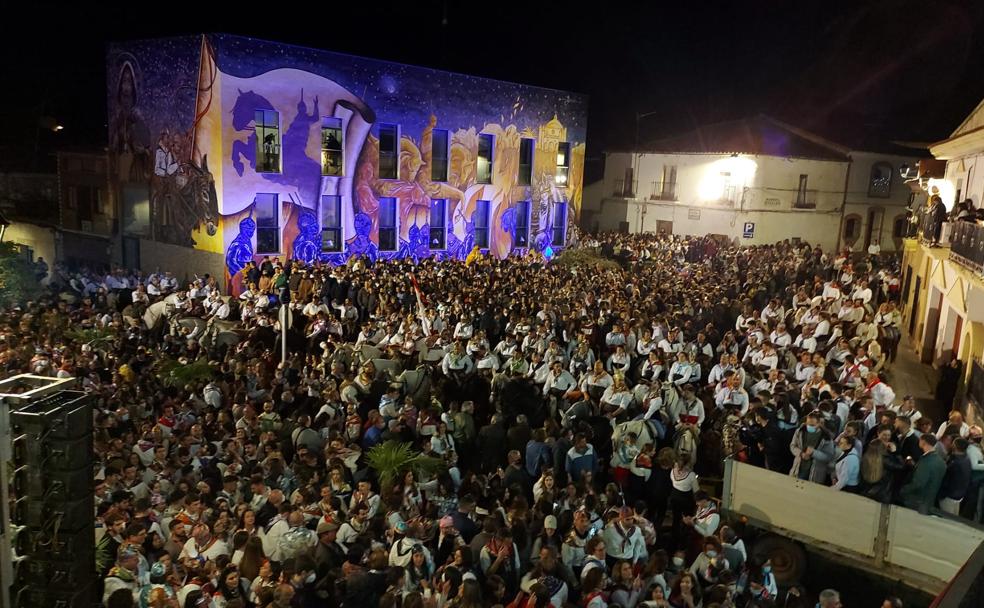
[108,34,588,291]
[138,238,226,285]
[58,151,115,236]
[4,223,55,269]
[901,238,984,422]
[843,152,926,253]
[600,151,848,248]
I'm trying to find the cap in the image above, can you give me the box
[394,521,409,534]
[544,515,557,529]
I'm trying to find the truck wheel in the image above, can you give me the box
[752,533,806,585]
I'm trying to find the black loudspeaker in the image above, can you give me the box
[9,390,95,608]
[14,581,94,608]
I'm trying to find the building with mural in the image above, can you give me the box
[106,34,587,292]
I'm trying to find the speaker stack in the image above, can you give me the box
[1,376,95,608]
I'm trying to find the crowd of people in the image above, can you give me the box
[3,231,979,608]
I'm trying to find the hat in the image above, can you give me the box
[316,520,339,534]
[394,521,410,535]
[150,561,167,579]
[544,515,557,529]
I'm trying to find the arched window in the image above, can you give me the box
[892,215,908,239]
[869,162,892,198]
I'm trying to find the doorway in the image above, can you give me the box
[922,288,943,364]
[864,208,884,251]
[909,276,921,336]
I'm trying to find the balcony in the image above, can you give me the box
[949,220,984,274]
[792,189,819,209]
[611,178,638,198]
[648,181,677,201]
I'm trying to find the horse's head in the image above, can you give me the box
[231,89,275,131]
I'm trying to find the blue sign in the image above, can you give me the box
[742,222,755,238]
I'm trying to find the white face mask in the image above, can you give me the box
[305,571,316,584]
[672,557,685,567]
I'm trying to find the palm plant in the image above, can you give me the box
[156,357,215,388]
[366,440,445,492]
[64,327,115,346]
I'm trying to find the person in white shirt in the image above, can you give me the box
[936,410,971,439]
[852,280,873,308]
[715,373,750,415]
[607,345,632,375]
[770,324,793,349]
[889,395,922,426]
[181,523,230,563]
[793,327,818,353]
[453,316,474,340]
[600,375,634,420]
[603,507,648,565]
[864,371,896,408]
[706,354,732,388]
[668,352,693,386]
[658,328,683,355]
[441,342,474,378]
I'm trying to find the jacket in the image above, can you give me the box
[789,425,835,484]
[901,451,946,513]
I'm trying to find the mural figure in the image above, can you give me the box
[109,60,151,181]
[345,213,378,263]
[155,154,219,247]
[230,89,275,177]
[264,91,322,208]
[226,213,256,276]
[292,210,320,264]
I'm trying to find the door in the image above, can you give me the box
[952,314,964,363]
[909,277,921,336]
[921,289,943,364]
[656,220,673,236]
[122,236,140,269]
[864,208,883,251]
[618,221,630,234]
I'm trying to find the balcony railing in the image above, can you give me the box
[949,220,984,273]
[792,189,819,209]
[612,179,638,198]
[648,181,677,201]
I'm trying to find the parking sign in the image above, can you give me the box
[742,222,755,238]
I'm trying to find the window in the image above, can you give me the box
[795,174,809,207]
[556,142,571,186]
[320,195,342,252]
[477,134,494,184]
[255,194,280,253]
[122,185,150,236]
[623,167,635,197]
[552,202,567,247]
[844,216,861,240]
[514,201,531,247]
[430,199,447,250]
[956,177,964,207]
[70,185,100,221]
[431,129,449,182]
[868,162,892,198]
[379,124,399,180]
[379,197,398,251]
[474,199,490,248]
[893,216,908,239]
[321,118,344,176]
[661,165,677,200]
[518,138,534,186]
[255,110,281,173]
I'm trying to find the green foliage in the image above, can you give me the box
[64,327,115,346]
[157,357,214,387]
[0,242,42,307]
[553,247,620,270]
[366,440,445,491]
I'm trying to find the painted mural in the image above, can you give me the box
[108,34,587,289]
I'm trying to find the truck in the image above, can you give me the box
[720,459,984,605]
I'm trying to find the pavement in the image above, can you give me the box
[884,335,944,424]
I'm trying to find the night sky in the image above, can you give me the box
[5,0,984,178]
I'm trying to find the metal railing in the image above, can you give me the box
[949,220,984,273]
[648,181,677,201]
[612,179,638,198]
[792,189,819,209]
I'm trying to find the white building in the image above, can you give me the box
[586,115,927,252]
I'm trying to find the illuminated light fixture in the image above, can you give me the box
[697,156,757,201]
[544,245,554,260]
[925,178,956,211]
[556,153,565,165]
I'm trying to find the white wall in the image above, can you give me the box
[843,152,927,252]
[945,151,984,210]
[601,151,848,249]
[4,223,56,268]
